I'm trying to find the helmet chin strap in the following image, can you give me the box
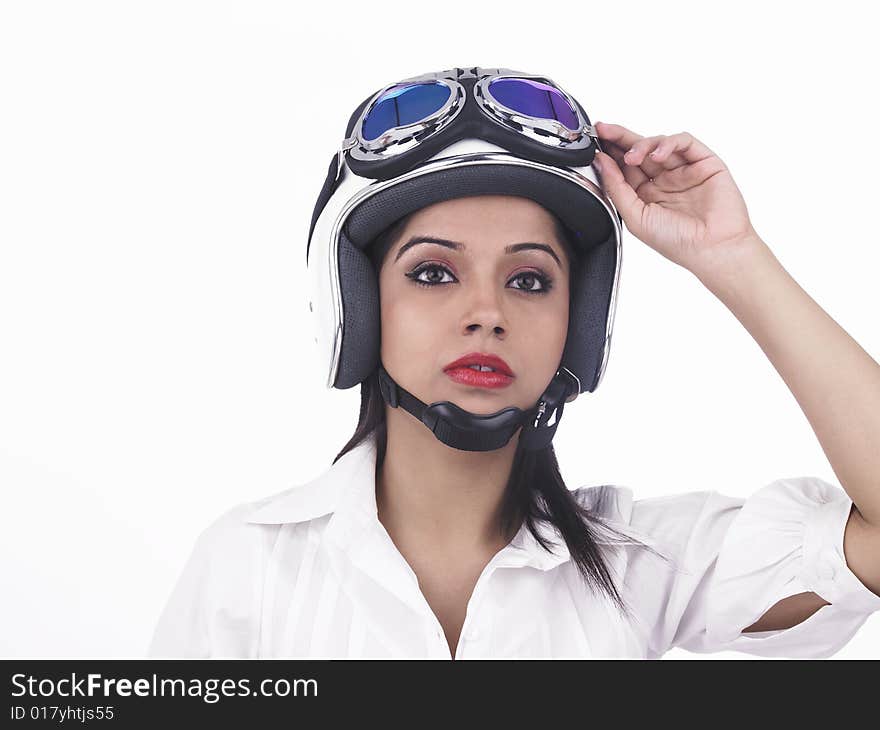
[376,363,579,452]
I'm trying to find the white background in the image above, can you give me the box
[1,0,877,659]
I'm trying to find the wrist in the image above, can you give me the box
[690,230,773,292]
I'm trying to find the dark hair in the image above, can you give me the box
[333,200,670,620]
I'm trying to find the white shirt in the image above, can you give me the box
[148,431,880,658]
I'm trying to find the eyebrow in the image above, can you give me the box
[393,236,562,268]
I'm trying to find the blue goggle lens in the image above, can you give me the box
[487,77,579,130]
[361,82,452,141]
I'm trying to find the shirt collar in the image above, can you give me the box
[245,430,644,572]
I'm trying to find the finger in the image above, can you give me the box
[651,152,728,195]
[628,131,717,170]
[596,133,652,190]
[593,149,650,238]
[596,123,692,177]
[599,142,637,180]
[594,121,645,150]
[619,152,653,193]
[622,134,675,179]
[594,125,652,186]
[621,133,695,180]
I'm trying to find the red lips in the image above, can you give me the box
[443,352,514,377]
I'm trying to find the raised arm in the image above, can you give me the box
[592,123,880,632]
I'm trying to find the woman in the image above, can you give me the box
[148,66,880,659]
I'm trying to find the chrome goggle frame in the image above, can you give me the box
[344,67,597,167]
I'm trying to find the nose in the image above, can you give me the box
[461,281,507,338]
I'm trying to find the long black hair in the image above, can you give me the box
[332,204,670,621]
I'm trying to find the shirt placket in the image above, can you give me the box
[340,518,455,658]
[452,544,538,659]
[350,523,533,659]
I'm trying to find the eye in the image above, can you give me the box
[509,270,553,293]
[406,263,456,287]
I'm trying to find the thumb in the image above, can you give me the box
[594,149,646,234]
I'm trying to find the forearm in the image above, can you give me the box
[692,234,880,527]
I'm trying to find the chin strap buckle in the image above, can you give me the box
[532,400,547,429]
[520,367,581,451]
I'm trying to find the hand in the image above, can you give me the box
[592,122,760,275]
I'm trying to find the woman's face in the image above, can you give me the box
[376,194,571,417]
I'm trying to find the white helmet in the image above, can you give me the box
[306,66,624,451]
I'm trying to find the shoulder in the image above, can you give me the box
[571,483,718,536]
[628,489,744,555]
[179,501,282,591]
[149,500,280,658]
[164,489,312,593]
[569,483,748,561]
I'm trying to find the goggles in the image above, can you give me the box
[338,66,606,182]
